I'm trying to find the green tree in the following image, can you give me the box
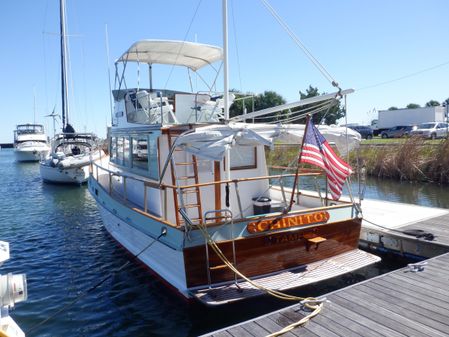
[388,106,398,110]
[229,90,286,122]
[295,85,345,125]
[425,100,440,107]
[406,103,421,109]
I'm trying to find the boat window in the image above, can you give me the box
[131,136,148,171]
[116,137,124,165]
[230,146,257,170]
[148,133,159,180]
[124,137,131,166]
[110,137,117,161]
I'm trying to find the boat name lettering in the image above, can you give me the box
[247,211,330,234]
[264,233,303,245]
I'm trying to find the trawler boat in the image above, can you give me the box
[88,39,379,305]
[39,0,104,184]
[13,124,50,162]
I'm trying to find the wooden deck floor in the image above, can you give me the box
[203,252,449,337]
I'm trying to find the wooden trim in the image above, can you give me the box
[178,173,320,189]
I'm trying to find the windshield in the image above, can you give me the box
[417,123,436,129]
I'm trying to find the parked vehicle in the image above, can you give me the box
[348,125,373,139]
[410,122,449,139]
[373,106,446,136]
[380,125,417,138]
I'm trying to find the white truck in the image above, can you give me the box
[373,106,446,136]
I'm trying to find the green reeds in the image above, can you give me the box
[351,137,449,183]
[267,138,449,184]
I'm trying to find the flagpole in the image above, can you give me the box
[287,114,311,212]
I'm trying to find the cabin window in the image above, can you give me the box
[148,133,159,180]
[116,137,124,164]
[110,137,117,161]
[230,146,257,170]
[131,136,148,171]
[123,137,131,166]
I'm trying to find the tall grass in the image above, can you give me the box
[267,138,449,184]
[350,137,449,183]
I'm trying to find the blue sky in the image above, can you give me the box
[1,0,449,143]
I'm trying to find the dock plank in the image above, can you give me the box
[361,281,449,320]
[240,322,271,337]
[254,316,297,337]
[385,272,449,299]
[350,285,449,334]
[367,276,449,314]
[330,293,415,336]
[202,253,449,337]
[225,325,257,337]
[267,311,318,337]
[317,305,383,337]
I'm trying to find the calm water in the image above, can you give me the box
[1,148,448,337]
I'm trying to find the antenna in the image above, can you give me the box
[33,87,37,125]
[105,24,114,125]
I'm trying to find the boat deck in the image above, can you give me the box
[190,249,379,306]
[202,251,449,337]
[360,198,449,258]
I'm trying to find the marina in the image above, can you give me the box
[1,147,448,336]
[2,0,449,336]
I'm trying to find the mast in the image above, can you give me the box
[222,0,231,180]
[60,0,70,130]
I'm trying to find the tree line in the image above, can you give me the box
[388,98,449,110]
[229,85,344,125]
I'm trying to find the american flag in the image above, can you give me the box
[300,119,352,200]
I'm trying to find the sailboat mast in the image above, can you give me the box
[60,0,70,130]
[222,0,229,121]
[222,0,231,180]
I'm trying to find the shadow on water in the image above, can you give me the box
[0,149,445,336]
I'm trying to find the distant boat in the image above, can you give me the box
[39,0,103,184]
[13,124,50,162]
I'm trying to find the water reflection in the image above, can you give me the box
[362,177,449,209]
[271,167,449,210]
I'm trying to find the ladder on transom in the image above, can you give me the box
[204,209,237,288]
[167,129,203,227]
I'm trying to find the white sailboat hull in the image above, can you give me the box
[40,161,90,184]
[40,150,105,184]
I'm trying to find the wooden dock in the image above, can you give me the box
[203,252,449,337]
[360,199,449,258]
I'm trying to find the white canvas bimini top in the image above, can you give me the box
[174,123,361,161]
[116,40,223,71]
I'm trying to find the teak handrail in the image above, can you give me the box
[91,161,351,230]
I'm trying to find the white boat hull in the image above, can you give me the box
[14,147,49,162]
[40,162,90,184]
[95,198,188,297]
[40,151,106,184]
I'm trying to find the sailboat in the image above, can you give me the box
[40,0,104,184]
[13,123,50,162]
[88,3,379,305]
